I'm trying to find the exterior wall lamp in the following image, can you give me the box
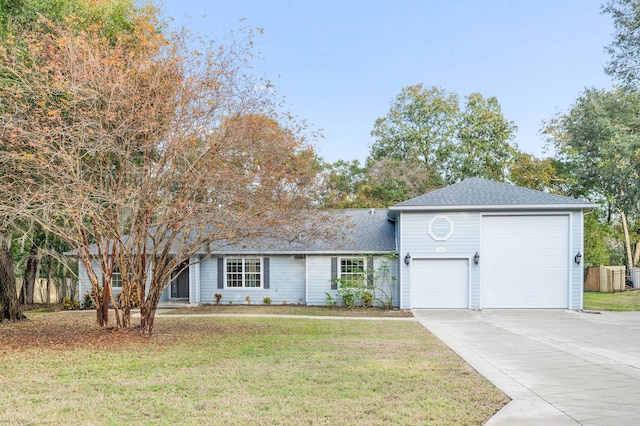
[574,252,582,264]
[473,252,480,265]
[404,253,411,265]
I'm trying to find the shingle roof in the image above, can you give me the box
[67,209,397,256]
[212,209,396,254]
[391,178,596,211]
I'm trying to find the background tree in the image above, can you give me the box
[584,210,622,266]
[370,84,458,175]
[0,0,103,320]
[603,0,640,87]
[544,87,640,268]
[321,157,442,208]
[509,153,561,192]
[334,84,518,208]
[370,85,518,186]
[321,160,370,208]
[0,232,24,321]
[444,93,517,183]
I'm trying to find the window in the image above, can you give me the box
[428,216,454,241]
[226,258,262,289]
[340,258,365,286]
[111,266,122,288]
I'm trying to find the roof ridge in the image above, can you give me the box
[391,178,594,208]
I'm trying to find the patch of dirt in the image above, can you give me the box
[0,310,283,354]
[0,311,161,353]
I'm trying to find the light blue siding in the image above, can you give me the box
[371,255,400,308]
[306,256,332,305]
[399,212,480,309]
[570,210,584,310]
[197,255,306,305]
[306,255,400,307]
[399,210,585,310]
[78,259,100,303]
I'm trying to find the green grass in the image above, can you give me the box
[584,290,640,311]
[162,304,414,317]
[0,311,507,425]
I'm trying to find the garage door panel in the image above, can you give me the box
[481,215,569,309]
[411,259,468,308]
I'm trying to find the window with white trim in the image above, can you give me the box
[339,257,366,286]
[111,266,123,288]
[226,258,262,288]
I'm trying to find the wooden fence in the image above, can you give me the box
[16,278,77,304]
[584,266,626,292]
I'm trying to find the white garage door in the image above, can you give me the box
[411,259,468,308]
[481,215,569,308]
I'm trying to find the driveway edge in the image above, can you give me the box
[412,310,579,426]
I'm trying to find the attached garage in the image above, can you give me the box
[480,215,569,308]
[390,178,596,310]
[411,259,468,308]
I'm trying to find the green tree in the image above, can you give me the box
[509,153,562,192]
[544,87,640,268]
[0,0,165,323]
[445,93,517,183]
[0,0,140,320]
[370,85,518,188]
[602,0,640,87]
[322,160,369,208]
[322,157,442,208]
[370,84,459,172]
[584,211,618,266]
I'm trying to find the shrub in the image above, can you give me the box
[362,291,373,307]
[341,292,357,309]
[334,278,363,309]
[63,296,79,310]
[114,282,140,308]
[263,297,272,305]
[214,293,222,305]
[325,292,336,307]
[245,295,251,304]
[83,293,93,309]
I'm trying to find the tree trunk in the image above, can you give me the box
[23,245,38,305]
[140,282,163,334]
[46,256,52,304]
[0,233,25,321]
[618,208,634,269]
[97,282,110,327]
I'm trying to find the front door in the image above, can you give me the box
[171,262,190,299]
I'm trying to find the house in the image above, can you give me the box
[77,178,596,309]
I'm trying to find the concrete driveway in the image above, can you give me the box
[413,309,640,426]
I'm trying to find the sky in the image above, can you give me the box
[160,0,615,164]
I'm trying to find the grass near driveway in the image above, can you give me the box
[584,290,640,311]
[0,311,507,425]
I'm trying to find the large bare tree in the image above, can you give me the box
[0,7,327,332]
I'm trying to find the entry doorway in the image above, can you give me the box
[171,261,190,300]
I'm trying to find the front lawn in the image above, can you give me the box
[584,290,640,311]
[0,311,507,425]
[163,303,414,317]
